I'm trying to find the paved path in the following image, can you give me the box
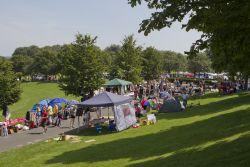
[0,118,82,153]
[0,108,113,153]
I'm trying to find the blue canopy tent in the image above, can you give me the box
[78,92,136,131]
[31,99,51,112]
[49,98,67,105]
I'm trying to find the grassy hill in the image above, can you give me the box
[1,85,250,167]
[1,82,78,120]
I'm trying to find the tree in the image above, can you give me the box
[0,58,21,112]
[128,0,250,82]
[29,49,59,78]
[116,35,143,83]
[11,54,33,76]
[12,45,41,58]
[141,47,163,81]
[104,44,122,79]
[161,51,187,73]
[59,34,105,97]
[11,45,62,78]
[187,53,211,76]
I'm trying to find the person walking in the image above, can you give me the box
[35,104,41,127]
[47,104,53,126]
[76,107,83,128]
[41,109,48,134]
[69,105,77,128]
[181,91,188,110]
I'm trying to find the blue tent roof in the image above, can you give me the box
[79,92,132,107]
[49,98,67,105]
[31,99,51,112]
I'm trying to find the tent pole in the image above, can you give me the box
[108,107,110,120]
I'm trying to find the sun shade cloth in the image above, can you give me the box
[79,91,132,107]
[104,78,132,86]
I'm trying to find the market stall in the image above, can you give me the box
[78,91,136,131]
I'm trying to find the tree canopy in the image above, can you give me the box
[161,51,187,73]
[141,47,163,81]
[187,53,211,75]
[0,58,21,110]
[115,35,143,83]
[59,34,105,97]
[128,0,250,79]
[11,45,61,78]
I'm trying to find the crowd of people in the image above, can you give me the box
[132,79,203,118]
[218,81,246,94]
[2,78,248,137]
[133,79,205,100]
[25,103,91,134]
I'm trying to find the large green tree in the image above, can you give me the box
[104,45,123,79]
[11,45,62,78]
[28,49,60,78]
[187,53,211,76]
[161,51,187,73]
[141,47,163,81]
[128,0,250,82]
[0,58,21,112]
[11,54,33,76]
[115,35,142,83]
[59,34,105,97]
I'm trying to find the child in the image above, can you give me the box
[2,123,8,137]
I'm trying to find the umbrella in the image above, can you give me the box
[49,98,67,105]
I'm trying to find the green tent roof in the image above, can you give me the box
[104,78,132,86]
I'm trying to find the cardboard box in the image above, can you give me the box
[8,128,14,134]
[14,127,19,133]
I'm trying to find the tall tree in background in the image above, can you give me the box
[104,44,121,79]
[12,45,41,57]
[0,58,21,113]
[11,55,33,76]
[141,47,163,81]
[11,45,62,79]
[187,53,211,76]
[116,35,142,83]
[29,50,59,78]
[59,34,105,97]
[162,51,187,73]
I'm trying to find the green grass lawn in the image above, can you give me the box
[0,82,78,120]
[0,85,250,167]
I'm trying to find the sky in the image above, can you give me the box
[0,0,201,57]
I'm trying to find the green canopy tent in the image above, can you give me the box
[104,78,133,95]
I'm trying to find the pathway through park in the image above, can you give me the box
[0,118,83,153]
